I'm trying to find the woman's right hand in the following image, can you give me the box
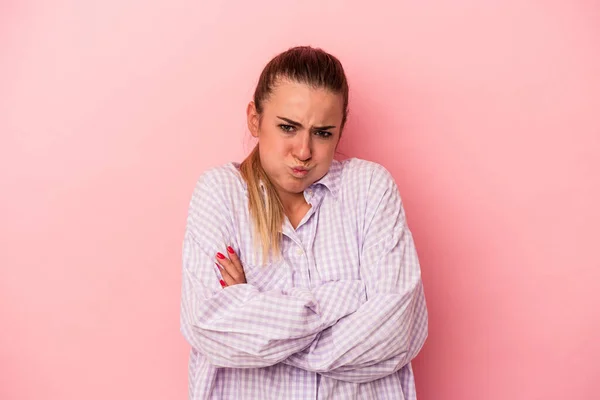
[215,246,246,287]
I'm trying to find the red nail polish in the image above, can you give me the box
[220,280,226,287]
[216,252,225,259]
[227,246,234,254]
[215,263,222,270]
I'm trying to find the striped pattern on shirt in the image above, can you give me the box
[180,158,428,399]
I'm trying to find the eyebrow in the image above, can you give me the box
[276,116,336,131]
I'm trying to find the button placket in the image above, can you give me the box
[305,203,321,285]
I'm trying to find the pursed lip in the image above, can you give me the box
[290,166,311,176]
[291,166,309,172]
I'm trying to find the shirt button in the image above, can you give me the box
[296,247,304,256]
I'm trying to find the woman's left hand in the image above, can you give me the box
[215,246,246,288]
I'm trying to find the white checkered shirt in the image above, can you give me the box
[180,158,428,399]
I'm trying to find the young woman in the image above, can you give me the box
[180,46,428,399]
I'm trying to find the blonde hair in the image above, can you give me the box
[239,46,349,263]
[239,145,284,263]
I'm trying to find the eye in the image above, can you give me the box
[278,124,295,133]
[314,130,332,138]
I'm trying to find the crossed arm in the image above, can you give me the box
[180,168,428,383]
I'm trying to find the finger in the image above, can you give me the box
[216,252,243,284]
[216,262,233,287]
[215,262,227,288]
[226,246,244,276]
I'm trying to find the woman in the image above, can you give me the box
[180,46,428,399]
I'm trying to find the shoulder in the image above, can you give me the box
[193,162,244,192]
[189,162,246,209]
[194,162,240,186]
[186,162,247,238]
[338,158,398,195]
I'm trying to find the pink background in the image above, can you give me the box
[1,1,599,399]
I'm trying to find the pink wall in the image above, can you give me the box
[1,1,599,399]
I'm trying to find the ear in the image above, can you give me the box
[246,101,259,138]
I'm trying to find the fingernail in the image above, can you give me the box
[215,263,222,270]
[219,280,226,287]
[227,246,235,254]
[216,252,225,259]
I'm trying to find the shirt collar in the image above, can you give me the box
[308,159,341,198]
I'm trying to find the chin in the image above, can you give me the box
[287,184,307,194]
[282,181,308,194]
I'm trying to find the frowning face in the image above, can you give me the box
[247,79,344,201]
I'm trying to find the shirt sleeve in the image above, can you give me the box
[179,171,365,368]
[282,165,428,383]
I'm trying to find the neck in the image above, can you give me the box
[278,191,308,214]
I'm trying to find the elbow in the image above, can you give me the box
[179,319,205,353]
[179,320,283,369]
[410,322,428,361]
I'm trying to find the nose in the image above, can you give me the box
[293,131,312,162]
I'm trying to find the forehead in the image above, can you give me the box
[263,79,343,121]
